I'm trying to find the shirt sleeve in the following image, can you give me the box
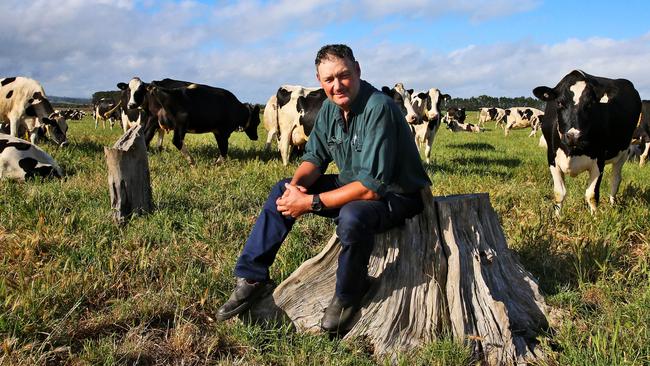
[356,102,399,197]
[301,107,332,172]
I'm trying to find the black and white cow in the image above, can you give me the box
[272,85,327,165]
[630,100,650,166]
[93,97,120,129]
[533,70,641,214]
[444,107,481,132]
[146,81,260,165]
[0,77,68,147]
[409,88,450,164]
[504,107,544,136]
[117,77,194,150]
[478,107,506,128]
[0,133,62,180]
[381,83,418,124]
[263,94,278,151]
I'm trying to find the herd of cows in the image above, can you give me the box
[1,70,649,214]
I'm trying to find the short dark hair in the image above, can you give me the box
[315,44,356,66]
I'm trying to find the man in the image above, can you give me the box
[217,44,431,334]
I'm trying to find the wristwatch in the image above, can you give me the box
[311,194,323,212]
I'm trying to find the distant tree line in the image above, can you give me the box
[444,95,546,111]
[92,91,122,105]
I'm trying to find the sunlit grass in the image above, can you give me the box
[0,112,648,365]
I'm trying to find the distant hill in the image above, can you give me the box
[49,95,92,106]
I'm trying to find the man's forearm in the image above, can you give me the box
[318,181,379,209]
[290,161,322,188]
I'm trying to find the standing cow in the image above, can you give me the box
[630,100,650,166]
[478,107,506,128]
[533,70,641,214]
[271,85,327,166]
[0,133,62,180]
[93,97,120,129]
[409,88,450,164]
[147,82,260,165]
[0,77,68,147]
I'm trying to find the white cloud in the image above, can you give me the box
[0,1,647,104]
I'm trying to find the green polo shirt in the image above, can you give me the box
[302,80,431,197]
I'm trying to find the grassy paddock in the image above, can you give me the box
[1,112,649,365]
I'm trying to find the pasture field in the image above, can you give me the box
[1,112,649,365]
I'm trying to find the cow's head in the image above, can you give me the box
[243,103,260,141]
[382,85,418,123]
[426,88,450,122]
[117,77,148,109]
[25,106,68,147]
[534,70,609,149]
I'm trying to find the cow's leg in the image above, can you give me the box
[214,132,229,164]
[549,164,566,216]
[94,111,99,129]
[585,162,603,214]
[424,130,435,164]
[265,129,277,151]
[609,151,628,205]
[173,130,194,166]
[156,129,165,151]
[640,141,650,166]
[279,127,293,166]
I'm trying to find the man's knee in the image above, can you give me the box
[336,204,373,244]
[270,178,292,197]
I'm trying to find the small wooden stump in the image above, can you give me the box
[248,191,549,365]
[104,125,153,224]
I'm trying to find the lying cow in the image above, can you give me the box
[444,107,481,132]
[630,100,650,166]
[0,133,62,180]
[146,81,260,165]
[410,88,450,163]
[478,107,506,128]
[0,77,68,147]
[533,70,641,214]
[272,85,327,165]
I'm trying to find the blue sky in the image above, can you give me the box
[0,0,648,102]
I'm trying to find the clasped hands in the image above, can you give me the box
[276,183,311,218]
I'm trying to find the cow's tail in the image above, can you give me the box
[102,100,122,118]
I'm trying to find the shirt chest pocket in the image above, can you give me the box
[351,134,363,152]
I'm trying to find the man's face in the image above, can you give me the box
[316,56,361,112]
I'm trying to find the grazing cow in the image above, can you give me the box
[478,107,506,128]
[94,97,120,129]
[381,83,418,124]
[504,107,544,136]
[0,77,68,147]
[630,100,650,166]
[0,133,62,180]
[409,88,450,163]
[273,85,327,165]
[444,107,481,132]
[533,70,641,214]
[146,81,261,165]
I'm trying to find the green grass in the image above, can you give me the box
[1,112,649,365]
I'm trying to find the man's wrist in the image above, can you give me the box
[311,194,324,212]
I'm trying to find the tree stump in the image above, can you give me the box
[104,124,153,224]
[248,191,549,365]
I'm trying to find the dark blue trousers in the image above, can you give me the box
[234,175,424,305]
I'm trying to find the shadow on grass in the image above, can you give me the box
[445,142,496,151]
[424,156,521,179]
[189,144,279,164]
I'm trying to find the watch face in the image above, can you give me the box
[312,194,322,211]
